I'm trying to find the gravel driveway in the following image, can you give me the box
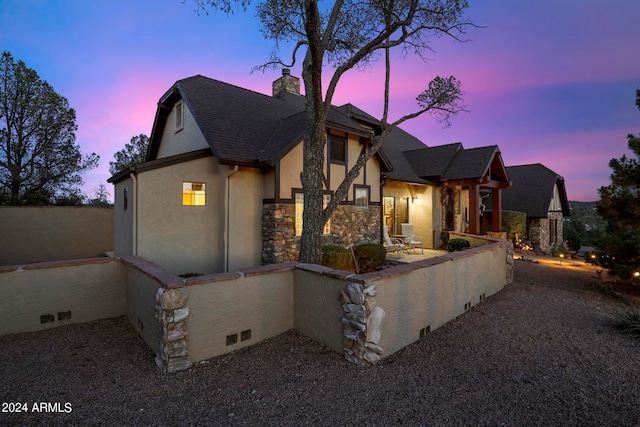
[2,259,639,426]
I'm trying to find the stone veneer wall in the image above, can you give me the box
[527,212,564,255]
[341,282,385,365]
[262,203,381,264]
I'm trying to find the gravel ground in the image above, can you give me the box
[2,259,640,426]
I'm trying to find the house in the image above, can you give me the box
[500,164,570,253]
[109,70,511,274]
[337,105,511,249]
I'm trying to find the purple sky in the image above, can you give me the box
[2,0,639,202]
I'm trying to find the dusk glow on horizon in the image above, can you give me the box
[1,0,639,202]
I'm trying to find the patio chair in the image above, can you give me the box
[383,224,405,253]
[401,223,424,254]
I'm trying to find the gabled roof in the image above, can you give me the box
[337,104,510,186]
[443,145,503,181]
[403,143,462,180]
[502,163,570,217]
[147,75,372,166]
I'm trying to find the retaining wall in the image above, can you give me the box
[1,234,513,372]
[0,258,125,335]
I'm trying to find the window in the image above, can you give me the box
[329,136,346,163]
[295,193,331,236]
[182,182,205,206]
[175,101,184,132]
[355,187,368,208]
[123,188,128,211]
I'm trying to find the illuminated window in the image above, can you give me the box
[295,193,331,236]
[182,182,205,206]
[175,101,184,132]
[355,187,368,208]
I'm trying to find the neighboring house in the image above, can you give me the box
[500,164,570,253]
[109,70,511,274]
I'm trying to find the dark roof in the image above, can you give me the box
[140,75,509,189]
[147,75,372,166]
[337,103,509,185]
[337,103,432,184]
[443,146,502,180]
[403,143,462,180]
[501,163,570,217]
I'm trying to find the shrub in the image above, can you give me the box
[321,245,355,271]
[611,305,640,337]
[354,243,386,273]
[448,238,470,252]
[481,210,526,241]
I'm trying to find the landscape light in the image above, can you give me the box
[634,271,640,278]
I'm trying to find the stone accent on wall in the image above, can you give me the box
[340,282,385,365]
[527,212,564,255]
[261,204,297,265]
[155,287,193,373]
[506,241,514,285]
[262,203,381,265]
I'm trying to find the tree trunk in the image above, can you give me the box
[298,0,326,264]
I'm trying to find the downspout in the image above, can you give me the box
[224,165,239,272]
[129,172,138,256]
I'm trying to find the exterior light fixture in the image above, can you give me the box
[634,271,640,278]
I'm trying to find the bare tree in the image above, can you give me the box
[192,0,472,263]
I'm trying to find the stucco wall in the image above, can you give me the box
[113,178,134,257]
[227,167,264,272]
[278,133,381,202]
[185,264,295,363]
[0,206,114,266]
[136,156,221,275]
[373,243,510,356]
[156,101,209,159]
[383,181,434,248]
[293,266,346,353]
[123,262,163,355]
[0,258,125,335]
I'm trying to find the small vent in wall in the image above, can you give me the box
[226,334,238,346]
[58,311,72,321]
[40,314,55,324]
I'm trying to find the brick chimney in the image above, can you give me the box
[272,68,300,96]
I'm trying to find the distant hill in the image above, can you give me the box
[566,201,605,246]
[569,201,597,210]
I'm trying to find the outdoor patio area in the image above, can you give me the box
[384,248,448,263]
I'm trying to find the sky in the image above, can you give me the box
[1,0,639,202]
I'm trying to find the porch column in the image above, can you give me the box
[469,182,480,235]
[491,188,502,232]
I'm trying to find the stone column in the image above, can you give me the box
[156,286,193,373]
[341,282,385,365]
